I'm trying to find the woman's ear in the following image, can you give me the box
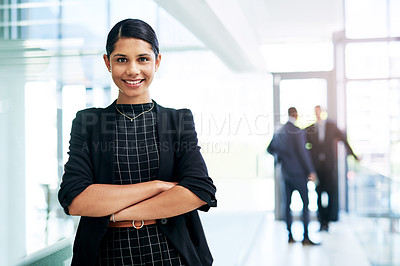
[155,54,161,72]
[103,54,111,72]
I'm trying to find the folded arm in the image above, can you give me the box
[68,180,176,217]
[112,185,206,221]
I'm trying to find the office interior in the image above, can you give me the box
[0,0,399,265]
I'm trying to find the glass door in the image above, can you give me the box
[272,71,335,219]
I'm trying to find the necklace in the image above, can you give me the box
[115,102,155,121]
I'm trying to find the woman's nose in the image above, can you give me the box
[126,62,140,75]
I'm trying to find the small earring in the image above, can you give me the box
[109,68,111,72]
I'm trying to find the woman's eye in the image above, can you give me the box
[138,57,149,62]
[117,58,127,63]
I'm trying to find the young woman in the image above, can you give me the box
[58,18,217,266]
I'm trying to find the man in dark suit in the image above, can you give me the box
[268,107,318,245]
[306,105,359,232]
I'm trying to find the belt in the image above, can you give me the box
[108,220,157,229]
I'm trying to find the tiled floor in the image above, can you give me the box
[349,215,400,266]
[199,177,400,266]
[200,211,373,266]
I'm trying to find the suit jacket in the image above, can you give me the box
[267,121,315,182]
[306,119,357,172]
[58,100,217,266]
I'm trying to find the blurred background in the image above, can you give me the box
[0,0,399,265]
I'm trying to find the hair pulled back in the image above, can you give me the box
[106,19,159,59]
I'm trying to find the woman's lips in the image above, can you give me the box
[124,79,143,85]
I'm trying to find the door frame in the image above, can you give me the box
[271,70,337,220]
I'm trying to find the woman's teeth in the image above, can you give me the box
[125,80,141,84]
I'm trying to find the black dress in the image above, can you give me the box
[97,103,186,266]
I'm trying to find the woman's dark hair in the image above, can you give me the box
[106,19,159,59]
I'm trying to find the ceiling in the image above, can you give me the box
[154,0,344,72]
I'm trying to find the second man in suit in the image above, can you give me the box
[306,105,359,232]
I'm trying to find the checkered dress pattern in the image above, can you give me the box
[97,103,186,266]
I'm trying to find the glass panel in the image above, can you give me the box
[24,81,72,254]
[22,5,59,39]
[279,78,328,126]
[392,179,400,215]
[346,80,391,174]
[389,0,400,36]
[62,0,108,44]
[389,80,400,178]
[389,42,400,77]
[345,0,388,38]
[345,42,390,79]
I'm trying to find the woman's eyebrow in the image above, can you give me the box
[113,53,151,57]
[113,53,127,57]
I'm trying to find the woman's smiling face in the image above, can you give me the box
[104,37,161,104]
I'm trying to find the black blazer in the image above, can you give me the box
[58,100,217,266]
[267,122,315,182]
[306,119,357,171]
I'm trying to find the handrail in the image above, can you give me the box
[348,162,400,219]
[15,236,73,266]
[356,163,400,183]
[347,163,400,266]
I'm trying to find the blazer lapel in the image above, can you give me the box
[97,101,116,184]
[155,102,175,181]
